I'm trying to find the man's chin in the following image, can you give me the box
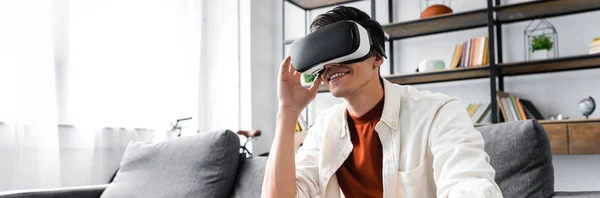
[329,87,349,98]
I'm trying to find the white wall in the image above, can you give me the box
[198,0,240,132]
[283,0,600,191]
[242,0,283,155]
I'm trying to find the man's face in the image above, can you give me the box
[319,53,383,98]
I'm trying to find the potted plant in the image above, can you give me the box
[531,34,554,60]
[302,73,317,84]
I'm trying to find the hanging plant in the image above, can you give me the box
[531,34,554,52]
[303,74,317,83]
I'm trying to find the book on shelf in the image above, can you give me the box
[589,38,600,54]
[450,44,463,69]
[461,40,469,68]
[451,36,489,69]
[590,46,600,54]
[519,99,544,120]
[496,91,543,122]
[590,38,600,47]
[296,116,307,132]
[465,102,491,124]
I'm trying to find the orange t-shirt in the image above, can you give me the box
[335,98,384,198]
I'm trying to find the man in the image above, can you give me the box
[262,6,503,198]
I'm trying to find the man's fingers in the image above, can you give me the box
[309,77,323,93]
[280,56,291,75]
[288,57,296,73]
[293,71,301,82]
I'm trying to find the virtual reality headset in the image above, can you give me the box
[290,20,386,76]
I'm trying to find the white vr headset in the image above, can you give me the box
[290,20,385,76]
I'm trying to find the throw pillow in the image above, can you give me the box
[230,156,268,198]
[100,130,241,198]
[476,120,554,198]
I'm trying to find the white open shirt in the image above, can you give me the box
[294,78,504,198]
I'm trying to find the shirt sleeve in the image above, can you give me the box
[295,118,322,198]
[428,99,504,198]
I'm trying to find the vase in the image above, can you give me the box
[418,59,445,72]
[531,49,550,60]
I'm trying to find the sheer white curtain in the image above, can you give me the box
[0,1,61,191]
[66,0,201,130]
[0,0,202,191]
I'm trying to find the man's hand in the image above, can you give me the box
[278,55,322,114]
[262,56,321,198]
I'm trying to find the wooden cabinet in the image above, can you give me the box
[542,124,569,154]
[539,119,600,155]
[568,122,600,154]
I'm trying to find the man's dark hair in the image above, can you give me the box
[310,6,386,58]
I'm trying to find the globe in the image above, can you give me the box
[578,96,596,119]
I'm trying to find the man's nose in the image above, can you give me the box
[324,63,340,70]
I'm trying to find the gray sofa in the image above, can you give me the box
[1,120,599,198]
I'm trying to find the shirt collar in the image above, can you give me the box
[339,78,401,137]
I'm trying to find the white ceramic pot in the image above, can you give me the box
[531,49,550,60]
[418,59,445,72]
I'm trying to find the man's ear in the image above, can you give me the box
[372,53,384,69]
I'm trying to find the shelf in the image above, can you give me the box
[386,66,490,85]
[475,118,600,126]
[497,0,600,24]
[381,0,600,40]
[538,118,600,124]
[382,9,488,40]
[305,66,490,93]
[286,0,366,10]
[500,54,600,76]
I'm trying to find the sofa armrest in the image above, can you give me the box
[553,191,600,198]
[0,184,107,198]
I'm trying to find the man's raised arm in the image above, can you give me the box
[261,55,322,198]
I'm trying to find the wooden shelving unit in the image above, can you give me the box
[285,0,600,127]
[286,0,365,10]
[496,0,600,24]
[307,53,600,91]
[386,66,490,85]
[540,118,600,155]
[307,66,490,92]
[382,9,488,40]
[500,54,600,76]
[538,118,600,125]
[475,118,600,154]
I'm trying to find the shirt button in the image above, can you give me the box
[322,176,327,181]
[391,122,396,127]
[341,152,346,157]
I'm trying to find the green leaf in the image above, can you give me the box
[303,74,317,83]
[531,34,554,52]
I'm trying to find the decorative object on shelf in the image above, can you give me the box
[589,38,600,54]
[524,18,558,61]
[549,114,569,120]
[420,0,452,19]
[578,96,596,119]
[418,59,445,72]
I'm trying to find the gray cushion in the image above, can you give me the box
[230,156,268,198]
[0,185,107,198]
[476,120,554,198]
[100,130,240,198]
[553,191,600,198]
